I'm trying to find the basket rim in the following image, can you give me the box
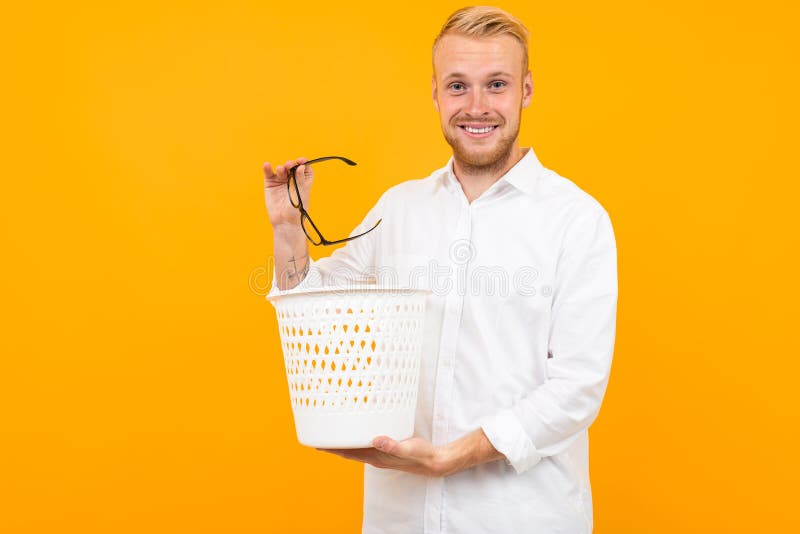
[266,285,432,301]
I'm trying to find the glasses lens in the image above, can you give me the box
[287,173,301,208]
[301,213,323,245]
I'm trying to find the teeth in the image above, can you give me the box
[464,126,494,134]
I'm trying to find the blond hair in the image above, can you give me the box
[433,6,530,71]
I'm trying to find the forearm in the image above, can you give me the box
[273,224,310,290]
[439,428,505,477]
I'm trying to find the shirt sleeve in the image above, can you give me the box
[266,191,388,302]
[481,206,618,474]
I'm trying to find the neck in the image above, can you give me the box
[452,145,527,203]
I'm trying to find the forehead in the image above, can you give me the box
[433,34,524,79]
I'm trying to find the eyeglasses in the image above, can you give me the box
[288,156,382,246]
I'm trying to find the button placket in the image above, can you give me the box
[424,202,472,534]
[431,205,471,446]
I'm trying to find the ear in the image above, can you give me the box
[522,70,533,109]
[431,75,439,112]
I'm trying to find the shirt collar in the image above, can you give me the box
[440,147,545,198]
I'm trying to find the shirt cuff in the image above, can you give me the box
[480,409,543,474]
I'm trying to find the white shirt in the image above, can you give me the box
[268,147,618,533]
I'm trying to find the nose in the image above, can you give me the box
[465,88,490,116]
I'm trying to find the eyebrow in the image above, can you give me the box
[442,71,514,81]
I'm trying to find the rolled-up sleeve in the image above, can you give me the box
[481,206,618,474]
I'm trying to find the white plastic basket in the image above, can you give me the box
[268,286,429,448]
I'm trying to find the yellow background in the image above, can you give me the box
[2,0,798,532]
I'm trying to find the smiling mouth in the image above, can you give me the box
[458,124,499,135]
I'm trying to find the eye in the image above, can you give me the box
[449,82,466,92]
[490,80,507,90]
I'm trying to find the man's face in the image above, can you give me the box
[432,34,533,170]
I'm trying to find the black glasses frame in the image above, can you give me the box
[288,156,382,246]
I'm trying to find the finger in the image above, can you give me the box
[321,449,362,462]
[276,159,296,181]
[295,164,306,182]
[263,162,276,180]
[317,448,346,457]
[274,161,291,182]
[320,447,370,454]
[296,157,311,180]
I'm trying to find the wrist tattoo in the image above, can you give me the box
[286,253,310,282]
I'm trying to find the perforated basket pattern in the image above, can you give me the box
[272,289,427,417]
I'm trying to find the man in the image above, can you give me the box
[262,6,617,533]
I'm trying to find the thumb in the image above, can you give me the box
[372,436,399,454]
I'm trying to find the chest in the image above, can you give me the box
[374,191,564,298]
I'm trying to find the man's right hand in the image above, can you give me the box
[262,157,313,290]
[262,157,314,235]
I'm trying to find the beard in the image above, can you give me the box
[442,112,521,176]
